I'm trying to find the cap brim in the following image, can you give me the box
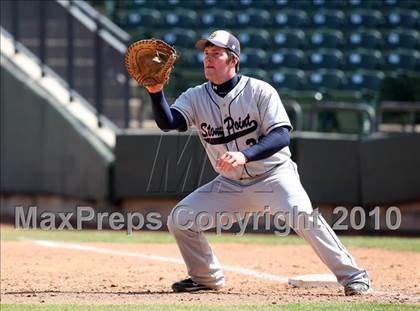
[195,39,227,50]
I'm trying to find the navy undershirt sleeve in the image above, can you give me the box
[148,90,188,132]
[242,126,290,163]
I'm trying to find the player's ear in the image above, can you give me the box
[230,55,239,67]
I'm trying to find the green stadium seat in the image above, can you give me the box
[311,0,345,8]
[270,49,305,68]
[272,0,312,9]
[346,0,378,8]
[235,9,271,27]
[346,29,383,49]
[183,0,218,9]
[162,9,198,27]
[271,29,306,49]
[121,0,157,9]
[380,0,420,9]
[346,70,385,91]
[151,28,197,49]
[227,0,273,9]
[240,48,268,68]
[311,9,346,28]
[123,9,162,28]
[199,9,233,28]
[273,9,309,28]
[386,9,420,28]
[308,29,344,49]
[385,29,420,49]
[237,29,271,49]
[348,9,384,28]
[176,49,199,67]
[383,49,420,71]
[306,49,344,69]
[241,68,269,81]
[128,0,182,10]
[270,69,306,90]
[306,69,346,91]
[344,49,383,70]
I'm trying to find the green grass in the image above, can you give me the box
[1,305,419,311]
[1,226,420,252]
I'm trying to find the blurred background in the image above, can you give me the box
[1,0,419,235]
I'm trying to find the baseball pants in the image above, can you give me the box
[167,159,370,289]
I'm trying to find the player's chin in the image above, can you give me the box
[204,68,214,78]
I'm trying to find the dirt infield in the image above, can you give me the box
[1,240,419,305]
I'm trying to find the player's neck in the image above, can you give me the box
[210,74,241,98]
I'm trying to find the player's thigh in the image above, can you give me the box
[251,161,313,215]
[168,176,255,232]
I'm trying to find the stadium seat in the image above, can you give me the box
[345,0,379,8]
[271,0,312,9]
[241,68,269,81]
[306,69,346,91]
[273,9,309,28]
[152,28,196,49]
[127,0,184,10]
[271,29,306,49]
[240,48,268,68]
[385,29,420,49]
[226,0,273,9]
[270,49,305,68]
[344,49,383,70]
[176,49,199,67]
[121,0,162,9]
[199,9,234,28]
[346,70,385,91]
[311,0,345,8]
[183,0,220,9]
[383,49,420,71]
[348,9,384,28]
[235,8,271,27]
[346,29,383,49]
[386,9,420,28]
[311,9,346,28]
[162,9,198,27]
[308,29,344,49]
[380,0,420,8]
[306,49,344,69]
[270,69,306,90]
[123,9,162,28]
[237,29,271,49]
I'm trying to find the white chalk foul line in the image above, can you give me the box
[34,240,288,283]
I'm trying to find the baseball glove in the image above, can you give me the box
[125,39,177,87]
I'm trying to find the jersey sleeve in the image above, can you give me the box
[171,89,196,128]
[258,85,292,134]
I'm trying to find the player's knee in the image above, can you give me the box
[167,204,195,234]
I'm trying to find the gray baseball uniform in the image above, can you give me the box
[167,75,370,289]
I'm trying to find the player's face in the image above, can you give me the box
[203,46,236,84]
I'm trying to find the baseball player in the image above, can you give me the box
[145,30,371,296]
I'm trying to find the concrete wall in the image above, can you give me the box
[114,131,420,206]
[1,57,113,202]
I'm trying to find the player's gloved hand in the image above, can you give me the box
[146,84,164,93]
[216,151,248,172]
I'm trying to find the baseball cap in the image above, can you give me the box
[195,30,240,57]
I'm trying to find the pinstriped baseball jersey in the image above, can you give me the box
[171,76,292,180]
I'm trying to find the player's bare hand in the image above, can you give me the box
[145,84,163,93]
[216,152,247,172]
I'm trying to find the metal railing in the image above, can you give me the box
[379,101,420,132]
[310,102,378,134]
[284,100,303,131]
[0,0,131,128]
